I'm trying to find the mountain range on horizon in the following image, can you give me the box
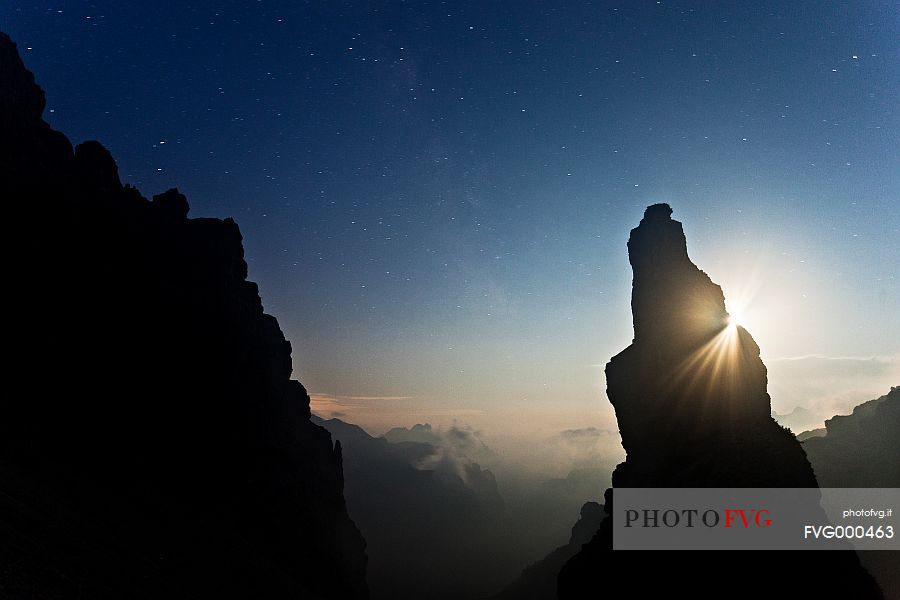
[312,384,899,600]
[312,415,514,600]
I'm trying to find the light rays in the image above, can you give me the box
[655,317,758,430]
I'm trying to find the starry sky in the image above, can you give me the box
[4,1,898,439]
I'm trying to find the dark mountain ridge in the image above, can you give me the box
[802,388,900,600]
[0,31,366,599]
[802,386,899,487]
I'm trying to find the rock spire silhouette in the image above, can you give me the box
[558,204,881,599]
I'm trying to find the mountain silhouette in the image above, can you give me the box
[314,416,516,600]
[796,427,827,441]
[801,388,900,599]
[802,387,899,488]
[557,204,882,598]
[772,405,824,434]
[0,32,366,599]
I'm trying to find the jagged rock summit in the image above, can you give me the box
[609,203,800,487]
[557,204,881,599]
[0,31,367,599]
[628,202,727,345]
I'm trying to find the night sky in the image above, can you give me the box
[5,1,898,439]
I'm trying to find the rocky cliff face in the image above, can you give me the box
[0,32,367,599]
[557,204,881,599]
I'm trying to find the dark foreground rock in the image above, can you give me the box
[0,32,367,599]
[557,205,881,599]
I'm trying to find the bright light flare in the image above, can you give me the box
[724,297,748,331]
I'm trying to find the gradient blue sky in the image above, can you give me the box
[5,1,897,437]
